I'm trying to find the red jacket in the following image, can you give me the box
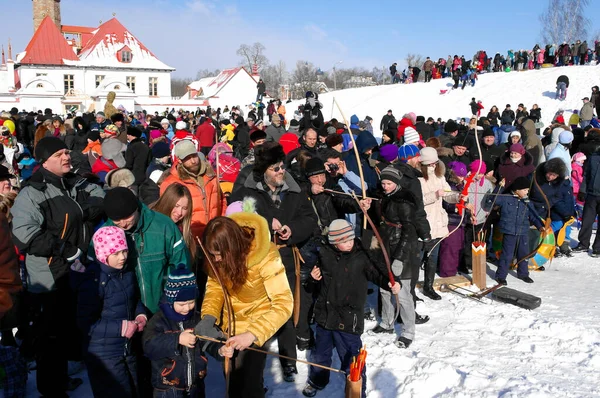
[195,121,215,148]
[397,117,415,141]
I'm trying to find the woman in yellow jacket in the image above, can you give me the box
[197,211,293,398]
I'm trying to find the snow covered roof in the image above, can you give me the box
[64,18,174,71]
[196,67,256,98]
[17,16,79,65]
[187,76,215,96]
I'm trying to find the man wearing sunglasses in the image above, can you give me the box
[231,142,317,383]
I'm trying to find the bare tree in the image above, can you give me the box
[171,77,192,98]
[291,60,320,99]
[195,68,221,80]
[261,60,288,97]
[540,0,590,45]
[236,42,269,72]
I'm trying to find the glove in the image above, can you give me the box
[194,315,225,339]
[577,192,586,202]
[121,320,137,339]
[135,314,147,332]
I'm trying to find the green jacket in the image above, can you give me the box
[90,203,191,313]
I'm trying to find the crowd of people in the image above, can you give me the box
[0,78,600,397]
[389,39,600,86]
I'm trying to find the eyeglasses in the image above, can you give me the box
[268,164,285,172]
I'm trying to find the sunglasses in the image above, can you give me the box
[268,164,285,172]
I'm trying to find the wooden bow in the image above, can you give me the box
[196,236,234,397]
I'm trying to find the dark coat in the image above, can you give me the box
[487,111,501,126]
[529,159,575,221]
[72,261,145,359]
[556,75,570,87]
[312,239,393,335]
[475,142,505,167]
[232,124,250,160]
[125,138,152,185]
[380,114,396,131]
[580,152,600,197]
[496,151,535,189]
[415,121,433,141]
[309,179,361,234]
[529,108,542,123]
[344,132,379,192]
[143,308,221,391]
[501,109,516,125]
[484,188,543,235]
[257,81,266,95]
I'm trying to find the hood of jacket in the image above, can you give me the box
[500,150,534,167]
[355,131,378,155]
[537,157,568,181]
[228,211,272,268]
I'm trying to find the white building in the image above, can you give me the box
[184,67,260,110]
[0,0,189,114]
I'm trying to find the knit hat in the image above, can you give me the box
[164,264,198,303]
[380,166,403,186]
[572,152,587,163]
[444,119,458,133]
[271,114,281,123]
[419,147,438,165]
[0,165,14,181]
[449,161,468,177]
[481,127,495,138]
[250,129,267,142]
[403,127,420,144]
[453,133,469,148]
[305,157,326,177]
[350,115,359,125]
[96,111,106,118]
[175,121,187,131]
[104,187,139,220]
[510,176,531,191]
[398,144,419,163]
[151,141,171,158]
[104,124,119,136]
[92,226,128,266]
[509,143,526,155]
[279,133,300,155]
[174,140,197,160]
[559,130,574,144]
[326,134,343,148]
[34,137,68,164]
[379,144,398,162]
[126,126,142,139]
[288,119,300,133]
[469,159,487,174]
[328,219,355,244]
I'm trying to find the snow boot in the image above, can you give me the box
[559,242,573,257]
[422,260,441,300]
[415,312,430,324]
[302,384,319,397]
[371,325,394,334]
[283,366,298,382]
[395,336,412,349]
[591,250,600,258]
[495,277,507,286]
[517,275,534,283]
[297,336,314,352]
[572,244,589,253]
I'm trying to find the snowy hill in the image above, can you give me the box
[289,64,600,136]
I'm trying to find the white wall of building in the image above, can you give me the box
[207,71,257,110]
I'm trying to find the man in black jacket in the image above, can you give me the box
[500,104,515,125]
[257,78,266,101]
[230,142,317,383]
[125,126,152,185]
[415,116,433,141]
[380,109,396,132]
[390,63,398,83]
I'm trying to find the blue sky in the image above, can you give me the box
[3,0,600,78]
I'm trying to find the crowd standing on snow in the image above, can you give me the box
[0,71,600,397]
[389,39,600,86]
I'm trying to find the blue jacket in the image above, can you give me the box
[580,152,600,196]
[345,131,379,192]
[485,188,543,235]
[72,261,145,359]
[90,120,109,135]
[529,160,575,221]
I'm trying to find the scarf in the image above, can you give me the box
[159,301,194,322]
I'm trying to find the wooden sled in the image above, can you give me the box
[417,275,471,291]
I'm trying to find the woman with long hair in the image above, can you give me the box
[197,213,292,398]
[47,116,67,139]
[33,119,51,149]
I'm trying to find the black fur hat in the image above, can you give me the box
[544,157,567,180]
[111,113,125,123]
[253,142,285,175]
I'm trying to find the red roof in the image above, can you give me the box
[20,16,79,65]
[78,18,156,58]
[61,25,96,48]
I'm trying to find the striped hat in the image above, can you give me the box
[328,219,355,244]
[164,264,198,303]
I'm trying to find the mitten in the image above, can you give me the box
[194,315,225,339]
[121,320,137,339]
[135,314,147,332]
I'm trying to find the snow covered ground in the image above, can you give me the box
[21,65,600,397]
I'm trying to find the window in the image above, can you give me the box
[121,50,132,63]
[95,75,105,88]
[64,74,74,94]
[149,77,158,96]
[126,76,136,92]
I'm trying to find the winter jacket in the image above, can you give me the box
[345,131,379,192]
[466,177,494,225]
[572,162,584,196]
[475,142,505,168]
[577,130,600,157]
[195,120,215,148]
[484,188,543,235]
[396,117,416,141]
[92,157,119,184]
[0,213,21,318]
[556,75,570,87]
[529,108,542,123]
[418,166,458,239]
[415,121,433,141]
[500,109,515,125]
[380,114,396,132]
[90,120,109,135]
[496,151,535,190]
[521,119,545,166]
[160,162,227,239]
[143,308,220,392]
[257,81,266,95]
[312,239,393,335]
[201,212,293,346]
[125,138,152,185]
[95,204,191,314]
[580,148,600,197]
[529,159,574,221]
[265,124,286,142]
[72,261,145,358]
[591,87,600,108]
[12,169,105,293]
[580,102,595,121]
[309,179,361,235]
[423,59,434,72]
[487,111,501,126]
[230,171,317,276]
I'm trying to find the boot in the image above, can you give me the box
[422,259,441,300]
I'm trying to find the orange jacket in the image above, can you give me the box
[160,164,227,239]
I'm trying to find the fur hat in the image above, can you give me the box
[126,126,142,139]
[305,157,326,177]
[481,127,495,138]
[444,119,458,133]
[110,113,125,123]
[253,142,285,174]
[510,176,530,191]
[544,157,567,179]
[105,168,135,189]
[250,129,267,142]
[326,134,343,148]
[92,226,128,266]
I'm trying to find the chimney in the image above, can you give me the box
[33,0,61,32]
